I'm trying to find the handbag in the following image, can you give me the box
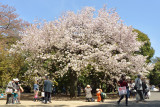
[134,85,137,90]
[118,87,127,96]
[41,92,45,97]
[100,92,106,99]
[5,88,13,94]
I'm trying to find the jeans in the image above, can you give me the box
[118,89,129,105]
[6,94,14,104]
[44,92,51,104]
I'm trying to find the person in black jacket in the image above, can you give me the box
[44,76,52,104]
[142,78,147,99]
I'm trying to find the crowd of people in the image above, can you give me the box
[84,85,106,102]
[6,75,53,104]
[4,74,151,105]
[117,74,150,106]
[6,78,23,104]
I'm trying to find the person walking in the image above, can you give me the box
[44,76,52,104]
[85,85,92,102]
[135,74,145,102]
[117,74,129,106]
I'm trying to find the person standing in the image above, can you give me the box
[6,79,15,104]
[77,84,81,97]
[33,80,39,102]
[44,76,52,104]
[117,74,129,106]
[135,74,145,102]
[13,78,21,104]
[85,85,92,102]
[142,78,148,99]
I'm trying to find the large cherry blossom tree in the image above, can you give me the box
[11,7,153,97]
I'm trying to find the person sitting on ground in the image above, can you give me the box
[85,85,92,102]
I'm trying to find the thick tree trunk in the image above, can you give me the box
[69,70,78,98]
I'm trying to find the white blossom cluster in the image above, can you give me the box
[11,7,154,82]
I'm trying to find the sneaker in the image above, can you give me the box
[16,102,21,104]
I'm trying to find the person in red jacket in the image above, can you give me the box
[117,74,129,106]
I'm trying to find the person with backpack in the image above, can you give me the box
[117,74,129,106]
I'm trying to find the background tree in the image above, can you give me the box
[149,57,160,85]
[134,29,155,63]
[0,3,29,87]
[0,3,29,37]
[12,7,154,96]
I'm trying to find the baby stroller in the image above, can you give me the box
[39,91,45,102]
[144,89,150,99]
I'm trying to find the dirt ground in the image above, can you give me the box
[0,93,119,107]
[0,99,118,107]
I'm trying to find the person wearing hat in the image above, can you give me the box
[96,89,101,102]
[13,78,21,104]
[6,79,15,104]
[96,88,105,102]
[85,85,92,102]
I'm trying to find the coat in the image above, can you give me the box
[85,87,92,98]
[96,91,101,102]
[44,80,52,93]
[96,89,102,102]
[135,78,143,90]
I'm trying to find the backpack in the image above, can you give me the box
[101,92,106,99]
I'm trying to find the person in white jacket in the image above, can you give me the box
[135,74,145,102]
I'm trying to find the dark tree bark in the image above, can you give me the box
[69,69,78,98]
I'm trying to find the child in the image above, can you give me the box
[96,89,101,102]
[13,89,18,104]
[33,81,39,102]
[34,89,39,102]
